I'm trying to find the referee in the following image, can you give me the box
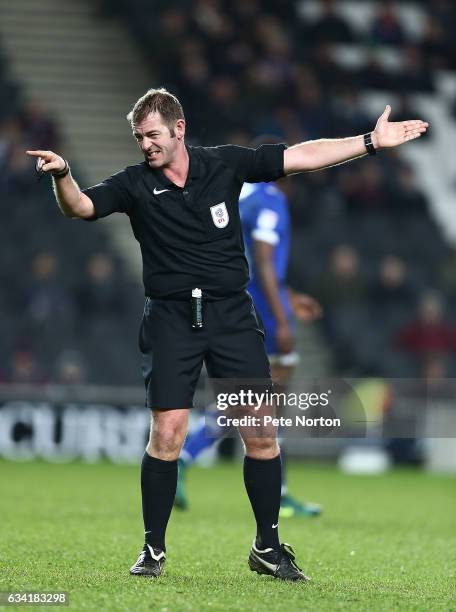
[27,88,428,581]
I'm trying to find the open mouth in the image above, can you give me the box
[147,150,161,160]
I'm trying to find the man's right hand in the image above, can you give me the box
[276,320,295,355]
[26,149,66,175]
[25,149,95,219]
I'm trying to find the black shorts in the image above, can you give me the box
[139,291,271,410]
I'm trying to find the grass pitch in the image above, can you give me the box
[1,459,455,611]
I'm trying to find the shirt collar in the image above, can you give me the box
[146,144,201,186]
[186,145,201,179]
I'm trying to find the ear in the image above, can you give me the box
[175,118,186,140]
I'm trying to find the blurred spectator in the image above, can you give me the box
[311,244,367,308]
[0,99,61,193]
[397,44,434,93]
[53,350,87,385]
[25,252,74,329]
[19,99,60,150]
[151,8,191,81]
[341,160,393,213]
[332,87,373,137]
[420,14,451,70]
[76,253,126,322]
[204,76,247,142]
[395,291,456,357]
[289,171,342,229]
[295,71,334,139]
[0,117,23,163]
[229,0,262,25]
[422,354,449,380]
[0,142,36,194]
[0,117,36,194]
[355,54,395,90]
[305,0,355,44]
[370,255,417,315]
[6,348,46,384]
[438,247,456,304]
[192,0,231,42]
[310,244,368,369]
[179,48,211,122]
[428,0,456,67]
[391,164,430,216]
[310,43,349,93]
[370,0,407,46]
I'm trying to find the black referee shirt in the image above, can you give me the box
[82,143,286,300]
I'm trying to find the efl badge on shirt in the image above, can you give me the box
[210,202,229,228]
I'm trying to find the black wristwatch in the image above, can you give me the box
[363,133,376,156]
[52,160,70,179]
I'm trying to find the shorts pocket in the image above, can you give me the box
[247,293,265,338]
[138,298,155,353]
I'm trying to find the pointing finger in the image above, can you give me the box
[26,150,49,157]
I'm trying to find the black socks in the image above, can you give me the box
[141,452,282,552]
[141,452,178,551]
[243,454,282,550]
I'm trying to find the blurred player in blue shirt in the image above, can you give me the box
[241,180,298,371]
[176,144,322,518]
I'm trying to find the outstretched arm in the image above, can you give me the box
[283,105,429,174]
[26,149,95,218]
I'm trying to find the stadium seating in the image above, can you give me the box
[2,0,456,382]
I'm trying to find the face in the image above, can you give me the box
[132,112,184,168]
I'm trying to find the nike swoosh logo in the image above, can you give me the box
[272,523,278,529]
[147,544,165,561]
[251,550,278,573]
[153,188,169,195]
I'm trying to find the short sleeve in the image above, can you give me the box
[82,169,134,221]
[215,144,286,183]
[251,207,281,246]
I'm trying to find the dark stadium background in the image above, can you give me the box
[0,2,455,609]
[1,0,456,467]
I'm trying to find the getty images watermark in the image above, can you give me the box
[215,387,340,430]
[200,378,347,438]
[200,377,456,439]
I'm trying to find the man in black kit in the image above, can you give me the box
[27,88,428,581]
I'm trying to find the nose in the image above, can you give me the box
[141,136,153,151]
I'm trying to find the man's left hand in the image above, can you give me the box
[289,292,322,322]
[372,105,429,149]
